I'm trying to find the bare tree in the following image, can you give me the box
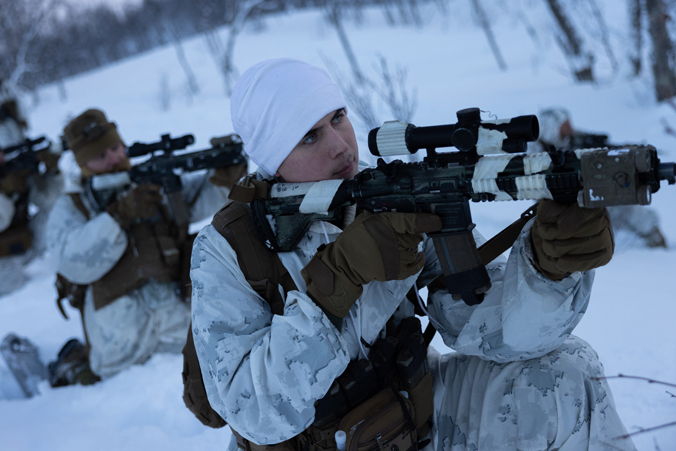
[544,0,594,81]
[470,0,507,71]
[325,3,367,83]
[323,53,417,135]
[205,0,280,96]
[0,0,61,93]
[585,0,618,74]
[645,0,676,100]
[629,0,644,76]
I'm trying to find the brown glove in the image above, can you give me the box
[208,163,247,188]
[0,170,30,194]
[106,183,163,228]
[37,151,61,173]
[301,211,442,327]
[531,199,614,281]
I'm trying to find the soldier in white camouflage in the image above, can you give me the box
[46,108,242,383]
[190,59,637,450]
[0,78,62,295]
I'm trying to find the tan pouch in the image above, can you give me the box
[0,225,32,256]
[156,235,180,267]
[232,427,298,451]
[338,387,417,451]
[407,371,433,438]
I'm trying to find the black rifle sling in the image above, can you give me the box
[421,204,538,347]
[182,200,297,429]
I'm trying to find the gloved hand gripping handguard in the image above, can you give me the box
[301,211,442,328]
[531,199,615,281]
[106,183,163,228]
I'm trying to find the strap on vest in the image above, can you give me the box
[212,201,297,315]
[420,204,538,347]
[228,176,269,204]
[69,192,91,220]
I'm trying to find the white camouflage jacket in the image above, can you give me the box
[190,200,594,446]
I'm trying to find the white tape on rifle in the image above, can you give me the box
[476,127,508,156]
[270,182,314,198]
[515,174,553,200]
[298,179,344,215]
[523,152,552,175]
[472,154,514,201]
[376,121,410,156]
[91,172,132,191]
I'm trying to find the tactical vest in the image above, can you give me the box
[182,201,435,451]
[57,192,191,312]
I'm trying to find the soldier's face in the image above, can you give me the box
[85,142,128,174]
[275,108,359,183]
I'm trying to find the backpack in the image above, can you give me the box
[181,201,297,428]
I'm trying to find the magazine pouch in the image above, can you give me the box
[337,387,417,451]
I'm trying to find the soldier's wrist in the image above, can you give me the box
[106,202,131,228]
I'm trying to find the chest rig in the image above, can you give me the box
[56,189,192,314]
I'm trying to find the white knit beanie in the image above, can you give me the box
[230,59,347,176]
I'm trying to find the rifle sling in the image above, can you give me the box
[422,204,538,347]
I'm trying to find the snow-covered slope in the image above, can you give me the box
[1,4,674,450]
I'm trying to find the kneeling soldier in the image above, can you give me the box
[47,108,244,384]
[190,60,636,451]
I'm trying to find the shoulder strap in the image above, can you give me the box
[211,201,297,315]
[420,204,538,347]
[68,193,90,220]
[182,201,298,429]
[477,204,537,265]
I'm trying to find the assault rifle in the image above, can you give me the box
[252,108,676,306]
[0,136,52,176]
[87,133,246,225]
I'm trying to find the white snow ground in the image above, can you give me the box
[1,3,675,450]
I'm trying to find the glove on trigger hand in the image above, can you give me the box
[531,199,614,281]
[301,211,441,329]
[106,183,163,228]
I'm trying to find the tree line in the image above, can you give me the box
[3,0,676,103]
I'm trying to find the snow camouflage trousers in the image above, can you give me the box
[429,335,637,451]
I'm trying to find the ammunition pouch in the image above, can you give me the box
[66,192,189,310]
[0,224,32,256]
[91,220,180,310]
[233,319,434,451]
[338,386,417,451]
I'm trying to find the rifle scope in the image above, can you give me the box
[368,108,539,157]
[127,133,195,158]
[2,136,47,154]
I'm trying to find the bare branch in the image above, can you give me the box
[470,0,507,71]
[591,373,676,389]
[615,421,676,440]
[585,0,618,73]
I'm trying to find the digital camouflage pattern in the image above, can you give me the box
[190,197,637,451]
[47,164,231,379]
